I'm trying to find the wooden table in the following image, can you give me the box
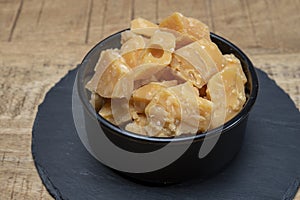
[0,0,299,199]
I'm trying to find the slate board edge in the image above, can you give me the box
[31,66,299,200]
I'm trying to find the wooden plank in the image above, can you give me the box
[266,0,300,53]
[0,0,21,41]
[133,0,157,23]
[101,0,133,38]
[12,0,90,44]
[0,151,51,200]
[209,0,257,51]
[0,41,90,67]
[245,0,300,54]
[0,41,91,119]
[251,53,300,110]
[0,132,32,152]
[242,0,280,54]
[89,0,157,45]
[87,0,106,45]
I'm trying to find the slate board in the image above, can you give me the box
[32,67,300,200]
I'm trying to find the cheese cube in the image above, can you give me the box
[224,54,247,84]
[159,12,211,48]
[131,17,159,37]
[207,66,246,125]
[171,41,220,88]
[99,101,115,124]
[96,58,131,98]
[132,81,178,113]
[144,82,212,136]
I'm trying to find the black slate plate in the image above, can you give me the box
[32,67,300,200]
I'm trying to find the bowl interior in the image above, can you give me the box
[78,30,259,143]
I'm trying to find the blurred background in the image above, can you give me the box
[0,0,299,199]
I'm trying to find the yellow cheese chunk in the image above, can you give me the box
[144,82,212,136]
[224,54,247,84]
[207,66,246,124]
[100,99,133,125]
[159,12,211,48]
[206,73,226,129]
[133,83,165,113]
[122,31,176,68]
[122,49,144,68]
[167,82,201,135]
[111,63,169,101]
[121,34,146,68]
[131,17,159,37]
[170,41,220,89]
[197,39,226,71]
[148,30,176,52]
[221,67,246,120]
[186,17,211,41]
[197,97,213,132]
[121,35,146,54]
[144,86,180,136]
[86,49,121,93]
[121,30,138,44]
[141,48,172,66]
[89,93,104,112]
[96,58,131,98]
[153,66,186,83]
[171,54,206,89]
[140,30,176,66]
[99,101,115,124]
[122,47,172,69]
[132,81,178,113]
[125,114,148,135]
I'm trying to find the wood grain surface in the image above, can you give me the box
[0,0,299,199]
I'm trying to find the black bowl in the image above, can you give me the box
[76,30,259,184]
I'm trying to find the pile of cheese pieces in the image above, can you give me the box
[86,12,247,137]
